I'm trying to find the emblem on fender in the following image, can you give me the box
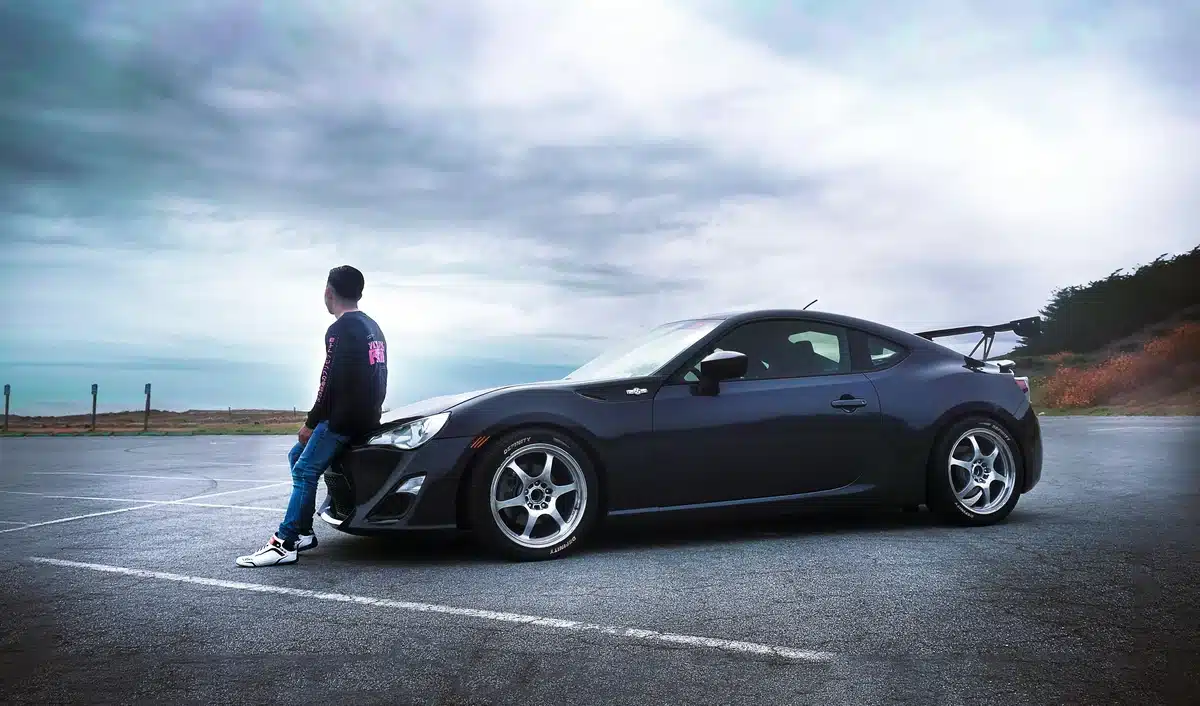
[626,387,648,396]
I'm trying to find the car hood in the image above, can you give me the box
[378,377,595,426]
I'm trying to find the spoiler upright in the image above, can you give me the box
[915,316,1042,361]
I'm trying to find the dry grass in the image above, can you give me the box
[2,409,304,435]
[1037,322,1200,412]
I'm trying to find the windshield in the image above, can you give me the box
[564,318,723,381]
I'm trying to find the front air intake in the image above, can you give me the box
[365,493,414,522]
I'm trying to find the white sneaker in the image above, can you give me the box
[297,533,318,552]
[235,535,297,567]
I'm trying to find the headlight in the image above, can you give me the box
[367,412,450,450]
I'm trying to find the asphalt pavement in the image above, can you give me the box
[1,416,1197,705]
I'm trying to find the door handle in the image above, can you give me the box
[831,396,867,410]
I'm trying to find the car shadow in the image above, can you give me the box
[591,507,936,552]
[323,530,478,566]
[588,506,1043,554]
[322,506,1043,567]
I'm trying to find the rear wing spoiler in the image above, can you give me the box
[915,316,1042,361]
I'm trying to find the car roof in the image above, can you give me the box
[694,308,943,350]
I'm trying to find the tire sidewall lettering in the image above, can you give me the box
[502,436,533,456]
[549,535,577,554]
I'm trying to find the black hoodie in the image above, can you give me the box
[304,311,388,437]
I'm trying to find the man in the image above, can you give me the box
[236,265,388,567]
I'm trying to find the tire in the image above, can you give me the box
[467,427,600,561]
[927,415,1024,526]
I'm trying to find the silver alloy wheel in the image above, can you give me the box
[489,442,587,549]
[947,427,1016,515]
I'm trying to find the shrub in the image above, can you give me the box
[1040,323,1200,408]
[1143,322,1200,363]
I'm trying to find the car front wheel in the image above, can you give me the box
[468,428,599,561]
[927,416,1025,525]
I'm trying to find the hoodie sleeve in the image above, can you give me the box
[305,323,340,430]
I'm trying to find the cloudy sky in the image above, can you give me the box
[2,0,1197,414]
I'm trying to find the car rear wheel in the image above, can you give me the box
[927,416,1024,525]
[468,428,599,561]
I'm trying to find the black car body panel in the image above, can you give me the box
[321,436,476,532]
[645,372,883,507]
[319,309,1044,537]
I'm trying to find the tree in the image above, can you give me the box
[1011,246,1200,355]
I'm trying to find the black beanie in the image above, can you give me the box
[327,265,364,301]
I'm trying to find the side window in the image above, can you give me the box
[862,334,906,370]
[680,320,851,382]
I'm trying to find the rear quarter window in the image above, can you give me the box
[863,335,908,370]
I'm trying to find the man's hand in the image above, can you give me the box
[298,425,313,446]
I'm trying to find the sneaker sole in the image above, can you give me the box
[235,554,297,568]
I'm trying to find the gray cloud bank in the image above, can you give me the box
[1,0,1197,410]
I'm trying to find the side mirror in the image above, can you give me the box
[695,349,747,395]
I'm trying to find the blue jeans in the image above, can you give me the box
[277,421,348,543]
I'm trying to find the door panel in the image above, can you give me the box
[650,373,881,508]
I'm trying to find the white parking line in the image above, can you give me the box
[0,504,164,533]
[0,482,289,534]
[31,472,273,483]
[169,502,285,512]
[0,490,284,513]
[0,490,183,502]
[27,557,836,663]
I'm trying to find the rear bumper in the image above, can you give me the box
[1016,405,1042,493]
[318,435,475,533]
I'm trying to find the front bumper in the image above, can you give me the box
[318,435,476,533]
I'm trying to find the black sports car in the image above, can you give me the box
[318,309,1044,561]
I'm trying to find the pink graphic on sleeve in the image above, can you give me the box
[368,341,386,365]
[314,336,337,402]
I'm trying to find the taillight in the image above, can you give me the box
[1014,377,1030,394]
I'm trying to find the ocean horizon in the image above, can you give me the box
[0,358,578,417]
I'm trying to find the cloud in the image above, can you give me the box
[1,0,1196,409]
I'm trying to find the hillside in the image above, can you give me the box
[1015,318,1200,415]
[1010,245,1198,357]
[1007,246,1200,414]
